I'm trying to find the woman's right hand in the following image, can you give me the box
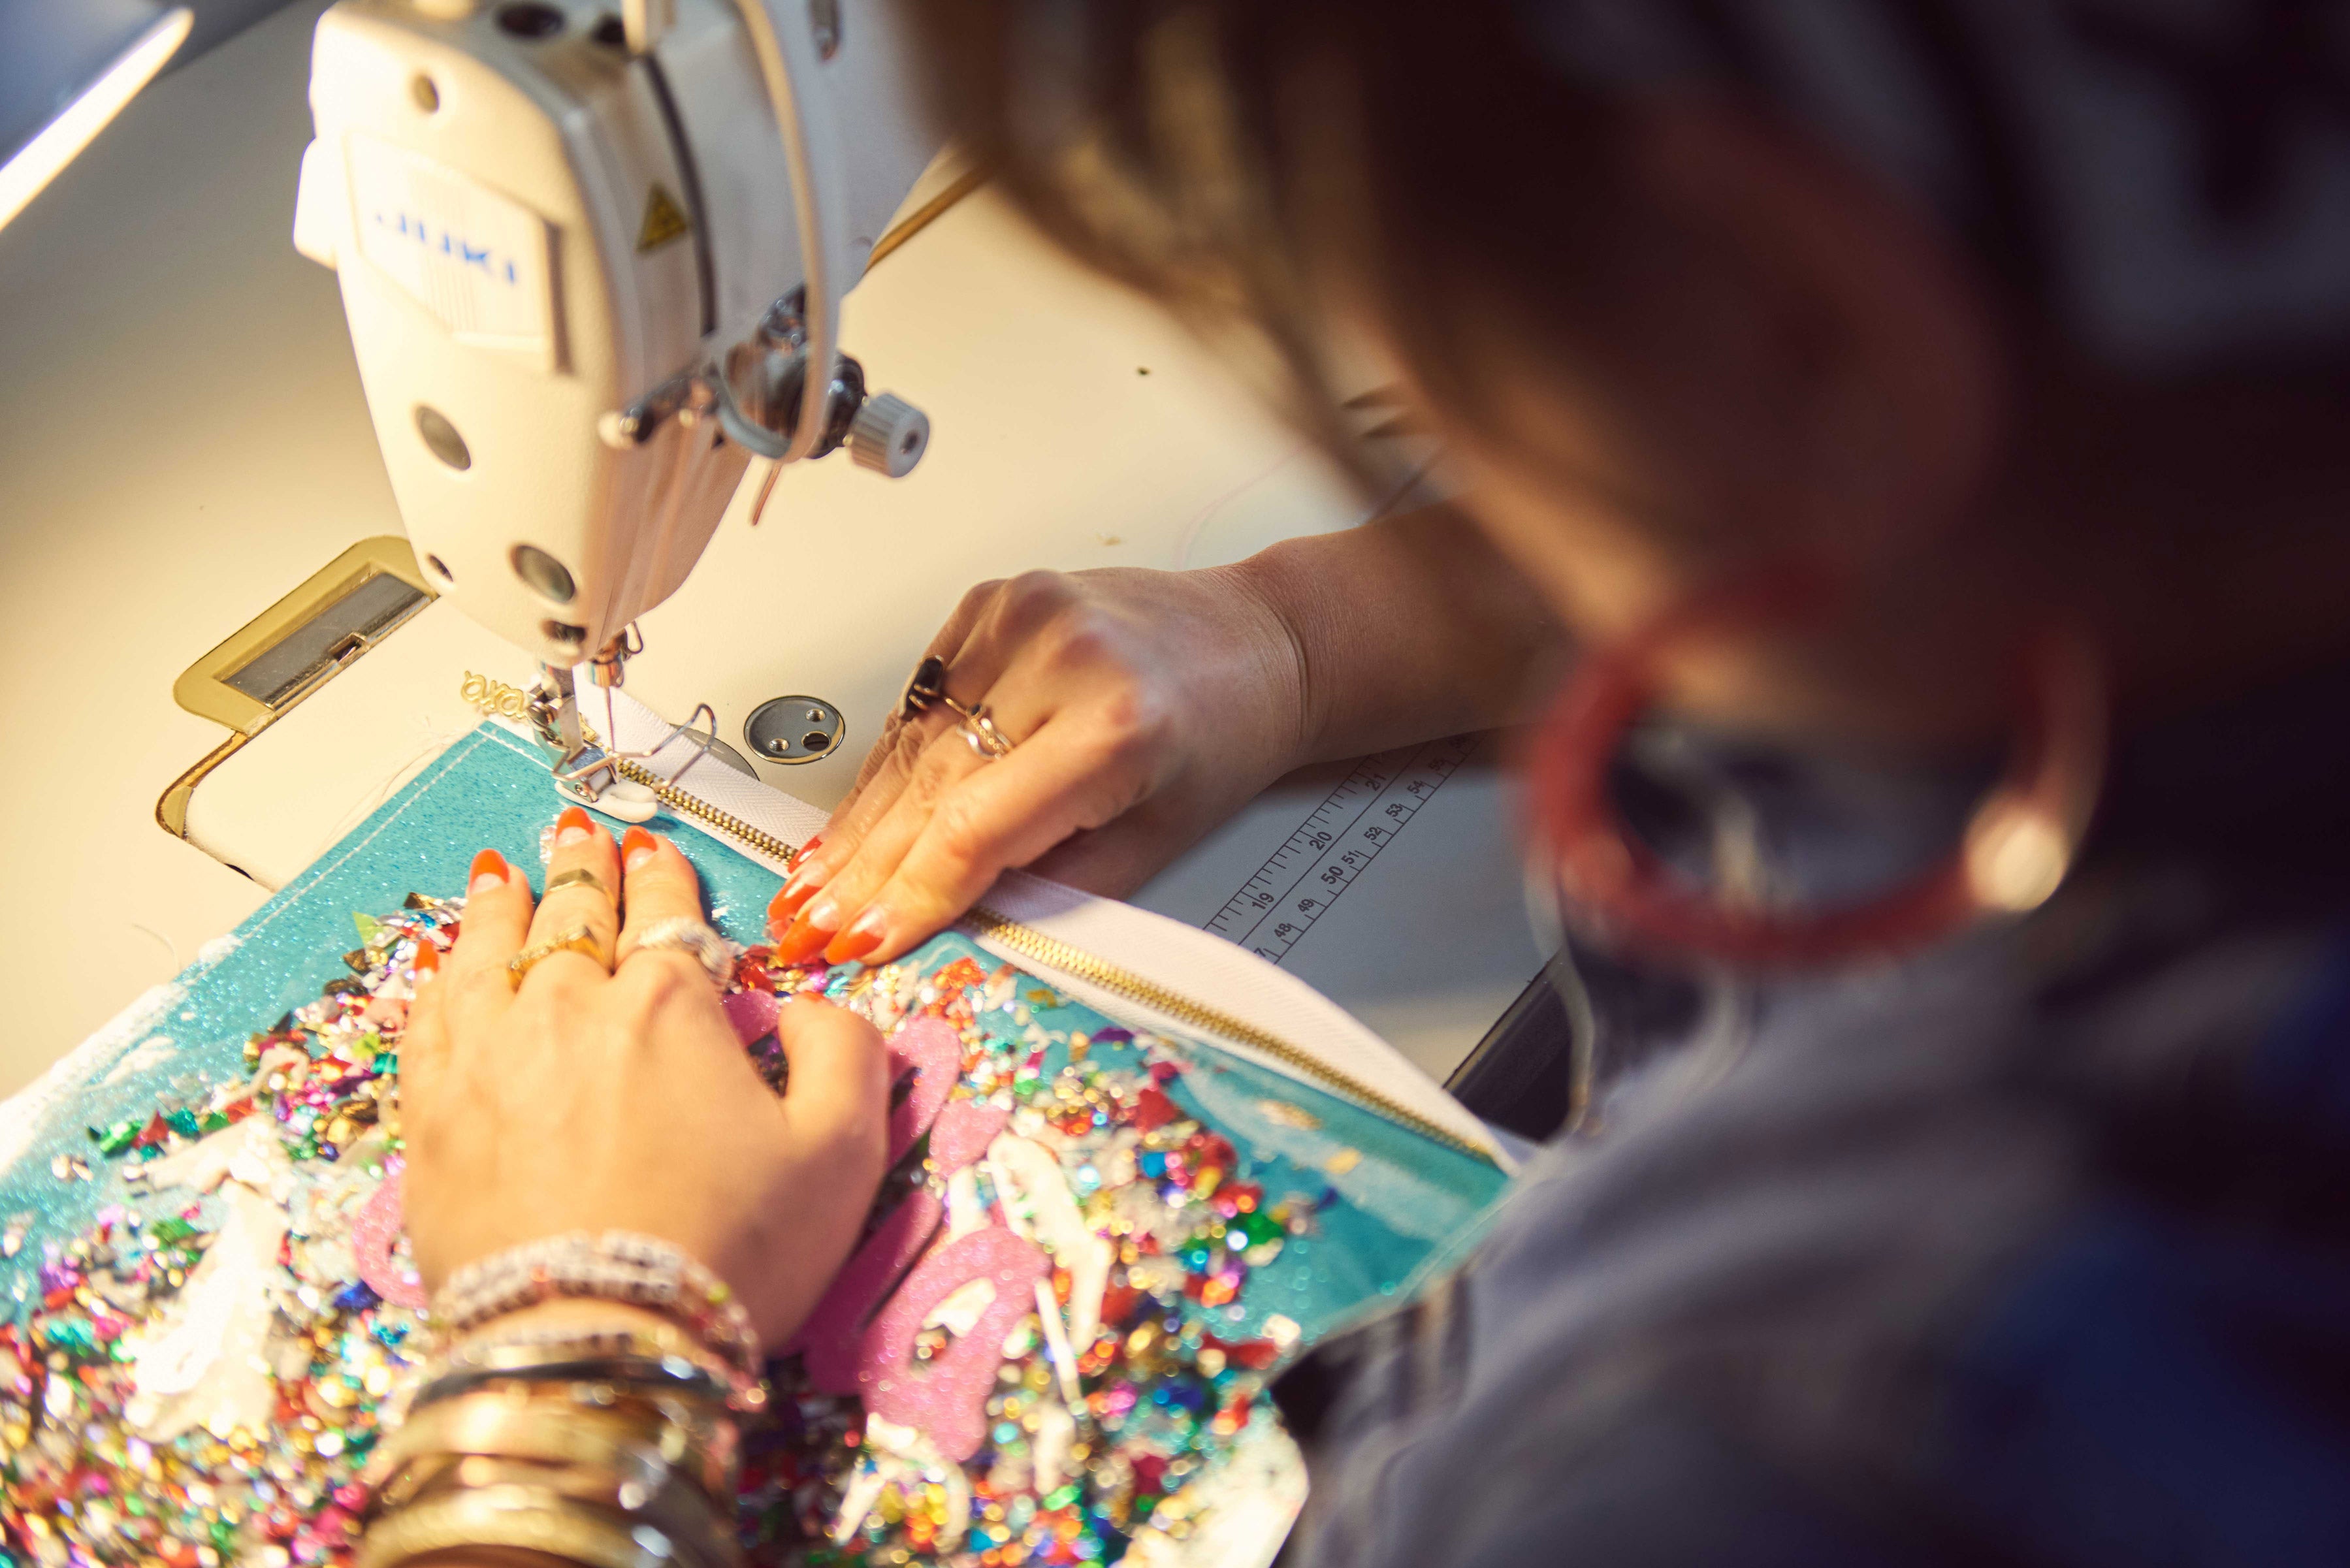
[769,563,1311,967]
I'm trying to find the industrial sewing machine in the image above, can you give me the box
[291,0,939,817]
[0,0,1547,1092]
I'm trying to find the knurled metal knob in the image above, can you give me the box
[846,391,929,478]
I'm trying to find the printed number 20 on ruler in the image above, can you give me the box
[1208,733,1479,965]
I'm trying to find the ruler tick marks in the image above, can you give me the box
[1206,733,1479,965]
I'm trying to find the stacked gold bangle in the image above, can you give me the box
[359,1233,769,1568]
[359,1352,745,1568]
[361,1484,729,1568]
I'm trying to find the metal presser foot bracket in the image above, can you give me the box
[526,632,729,825]
[528,662,659,824]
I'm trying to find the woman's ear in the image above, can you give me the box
[1627,91,2010,571]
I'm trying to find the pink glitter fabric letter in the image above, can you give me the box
[722,989,781,1048]
[352,1159,428,1309]
[786,1020,982,1388]
[858,1227,1050,1462]
[790,1191,944,1394]
[927,1100,1009,1177]
[886,1016,962,1165]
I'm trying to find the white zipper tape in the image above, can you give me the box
[577,682,1508,1166]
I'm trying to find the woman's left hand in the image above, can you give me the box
[397,808,891,1347]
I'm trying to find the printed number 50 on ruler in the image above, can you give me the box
[1208,733,1480,964]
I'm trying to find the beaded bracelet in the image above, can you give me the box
[430,1232,761,1381]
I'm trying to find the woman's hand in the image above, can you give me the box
[399,809,890,1347]
[767,511,1566,968]
[769,563,1310,967]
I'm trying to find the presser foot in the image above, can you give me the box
[549,744,662,824]
[526,637,732,824]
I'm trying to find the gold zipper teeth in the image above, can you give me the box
[575,722,800,868]
[961,907,1498,1165]
[562,700,1491,1166]
[609,755,801,867]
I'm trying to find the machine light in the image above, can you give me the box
[0,7,193,234]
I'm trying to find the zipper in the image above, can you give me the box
[457,673,805,868]
[636,764,1495,1162]
[958,906,1498,1164]
[592,739,804,869]
[471,676,1492,1166]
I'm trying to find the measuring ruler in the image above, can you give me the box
[1206,732,1481,964]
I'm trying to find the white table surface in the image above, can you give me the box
[0,1,1544,1097]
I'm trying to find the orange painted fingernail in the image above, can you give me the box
[768,878,819,931]
[555,805,594,846]
[782,851,828,894]
[468,850,509,894]
[799,835,823,859]
[823,926,883,965]
[824,906,888,965]
[411,940,441,978]
[772,908,835,966]
[766,883,803,938]
[622,826,660,871]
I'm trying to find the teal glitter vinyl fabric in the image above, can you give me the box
[0,721,1507,1564]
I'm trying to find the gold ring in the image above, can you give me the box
[959,706,1016,760]
[507,925,607,989]
[543,867,614,902]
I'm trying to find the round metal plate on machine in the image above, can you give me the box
[745,696,846,765]
[700,735,760,778]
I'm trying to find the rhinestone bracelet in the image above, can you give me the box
[430,1232,761,1382]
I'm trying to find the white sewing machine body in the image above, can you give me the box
[277,0,1548,1064]
[292,0,936,776]
[0,1,1545,1094]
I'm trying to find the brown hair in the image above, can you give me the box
[900,0,1658,492]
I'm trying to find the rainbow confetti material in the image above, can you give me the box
[3,891,1494,1566]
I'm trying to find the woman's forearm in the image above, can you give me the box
[1223,504,1567,764]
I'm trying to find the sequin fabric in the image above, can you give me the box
[0,727,1506,1566]
[736,933,1504,1564]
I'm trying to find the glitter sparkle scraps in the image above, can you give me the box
[3,906,1327,1568]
